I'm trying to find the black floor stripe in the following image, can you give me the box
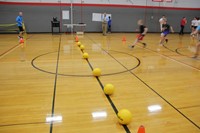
[81,37,132,133]
[175,47,200,61]
[178,105,200,110]
[0,34,34,57]
[49,35,62,133]
[31,50,140,77]
[112,35,200,70]
[0,122,45,127]
[85,35,200,130]
[85,57,131,133]
[129,71,200,130]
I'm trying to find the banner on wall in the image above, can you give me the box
[92,13,111,22]
[92,13,102,21]
[62,10,69,20]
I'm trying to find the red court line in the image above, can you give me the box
[0,1,200,10]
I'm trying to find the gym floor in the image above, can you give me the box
[0,33,199,133]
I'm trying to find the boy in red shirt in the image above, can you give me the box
[179,17,187,35]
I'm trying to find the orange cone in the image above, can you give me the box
[19,38,24,43]
[137,125,145,133]
[75,36,79,42]
[122,36,126,41]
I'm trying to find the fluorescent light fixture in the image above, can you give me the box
[148,105,162,112]
[46,115,62,123]
[92,111,107,120]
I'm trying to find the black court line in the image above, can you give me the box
[31,50,140,77]
[0,34,34,57]
[78,47,131,132]
[157,45,200,70]
[95,77,131,133]
[128,70,200,130]
[175,47,200,61]
[49,35,61,133]
[0,122,45,127]
[163,44,200,61]
[178,105,200,110]
[86,35,200,130]
[85,56,131,133]
[112,35,200,71]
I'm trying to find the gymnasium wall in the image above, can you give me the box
[1,0,200,8]
[0,1,200,33]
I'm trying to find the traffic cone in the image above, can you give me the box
[122,36,126,41]
[19,38,24,44]
[137,125,145,133]
[75,36,79,42]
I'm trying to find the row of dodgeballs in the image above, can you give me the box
[76,41,133,125]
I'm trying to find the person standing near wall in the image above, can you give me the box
[191,17,198,31]
[179,17,187,35]
[191,25,200,58]
[159,15,167,32]
[191,17,198,39]
[107,16,111,33]
[16,12,24,39]
[102,13,107,36]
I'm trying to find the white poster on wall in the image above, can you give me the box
[62,10,69,20]
[92,13,102,21]
[92,13,112,22]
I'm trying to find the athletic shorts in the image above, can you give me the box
[191,26,197,29]
[161,30,170,37]
[18,26,24,32]
[137,34,145,40]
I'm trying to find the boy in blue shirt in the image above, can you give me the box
[107,16,111,33]
[16,12,24,38]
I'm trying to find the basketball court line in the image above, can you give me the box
[162,44,200,61]
[79,48,131,133]
[44,34,132,133]
[0,35,33,59]
[0,43,20,57]
[125,39,200,71]
[175,47,200,60]
[0,122,46,127]
[109,34,200,70]
[0,34,52,129]
[31,50,141,77]
[85,34,200,130]
[49,35,61,133]
[0,33,199,131]
[178,105,200,110]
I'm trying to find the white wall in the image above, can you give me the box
[1,0,200,8]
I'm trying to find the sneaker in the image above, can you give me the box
[165,39,168,43]
[18,36,23,39]
[143,43,147,47]
[128,45,134,49]
[192,55,198,58]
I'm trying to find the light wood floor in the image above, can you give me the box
[0,33,199,133]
